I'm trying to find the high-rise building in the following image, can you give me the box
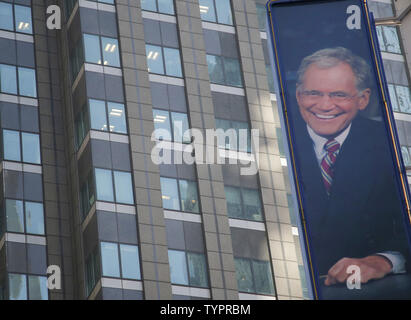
[0,0,408,300]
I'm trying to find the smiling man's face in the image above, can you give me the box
[296,62,370,138]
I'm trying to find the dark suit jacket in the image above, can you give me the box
[293,114,411,276]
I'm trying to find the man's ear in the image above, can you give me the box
[358,88,371,110]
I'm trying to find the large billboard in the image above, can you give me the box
[266,0,411,299]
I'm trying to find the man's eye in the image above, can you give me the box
[305,91,322,96]
[331,92,349,98]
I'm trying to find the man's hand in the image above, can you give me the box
[324,256,392,286]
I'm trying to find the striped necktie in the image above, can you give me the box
[320,139,341,195]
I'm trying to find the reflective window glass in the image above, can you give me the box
[153,109,172,141]
[84,34,102,64]
[215,0,233,25]
[242,188,262,221]
[0,3,13,31]
[3,129,21,161]
[168,250,189,285]
[164,47,182,77]
[199,0,216,22]
[179,180,199,213]
[171,112,190,143]
[232,121,250,152]
[95,168,114,202]
[101,242,120,277]
[113,171,134,204]
[235,258,254,293]
[108,102,127,134]
[141,0,157,12]
[25,202,44,235]
[382,26,401,54]
[89,99,108,131]
[146,45,164,74]
[28,276,48,300]
[187,252,208,287]
[252,260,275,295]
[18,68,37,97]
[388,84,399,112]
[224,186,242,219]
[15,5,32,34]
[206,55,224,84]
[22,132,40,164]
[0,64,17,94]
[396,85,411,114]
[9,274,27,300]
[160,177,180,211]
[224,57,242,87]
[120,244,141,280]
[6,199,24,233]
[158,0,174,14]
[101,37,120,67]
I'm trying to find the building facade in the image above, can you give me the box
[0,0,408,300]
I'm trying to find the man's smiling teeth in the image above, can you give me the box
[314,113,338,119]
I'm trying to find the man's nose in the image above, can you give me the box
[317,94,335,110]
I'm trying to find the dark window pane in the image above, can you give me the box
[171,112,190,143]
[206,55,224,84]
[252,260,275,295]
[224,57,242,87]
[225,186,243,219]
[187,252,208,287]
[178,180,199,213]
[235,258,254,293]
[242,188,263,221]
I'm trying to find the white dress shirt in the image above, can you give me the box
[306,124,406,274]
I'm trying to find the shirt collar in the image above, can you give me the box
[307,124,351,160]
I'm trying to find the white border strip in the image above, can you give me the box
[141,11,177,23]
[394,112,411,122]
[79,0,116,12]
[1,233,46,246]
[381,52,405,62]
[228,219,266,231]
[260,31,267,40]
[164,210,202,223]
[202,21,236,34]
[238,292,276,300]
[0,30,34,43]
[210,84,245,96]
[270,93,277,101]
[101,277,143,290]
[171,285,211,298]
[1,161,42,174]
[149,74,185,86]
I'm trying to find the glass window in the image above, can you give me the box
[113,171,134,204]
[256,4,267,31]
[14,5,33,34]
[235,258,254,293]
[382,26,401,54]
[153,109,172,141]
[85,247,100,297]
[388,84,399,112]
[224,57,242,87]
[141,0,158,12]
[3,130,21,161]
[396,85,411,114]
[6,199,24,233]
[376,26,386,52]
[75,106,89,148]
[187,252,208,287]
[18,68,37,97]
[8,274,27,300]
[101,37,120,67]
[199,0,216,22]
[0,3,13,31]
[95,168,114,202]
[84,34,102,64]
[266,65,275,93]
[0,64,17,95]
[164,47,182,77]
[108,102,127,134]
[225,186,242,219]
[215,0,233,25]
[160,177,180,211]
[28,276,48,300]
[232,121,250,152]
[120,244,141,280]
[206,55,224,85]
[168,250,189,285]
[215,118,233,149]
[171,112,190,143]
[179,180,199,213]
[242,188,263,221]
[81,172,95,217]
[146,45,164,74]
[89,99,107,131]
[25,202,44,235]
[252,260,275,295]
[101,242,120,277]
[158,0,174,15]
[21,132,41,164]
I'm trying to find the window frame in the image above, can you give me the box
[0,64,37,98]
[8,273,48,300]
[82,33,121,68]
[224,185,264,222]
[206,54,243,87]
[199,0,233,26]
[145,44,183,78]
[0,3,33,35]
[141,0,175,16]
[94,168,135,205]
[160,177,200,214]
[152,108,191,143]
[2,129,41,164]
